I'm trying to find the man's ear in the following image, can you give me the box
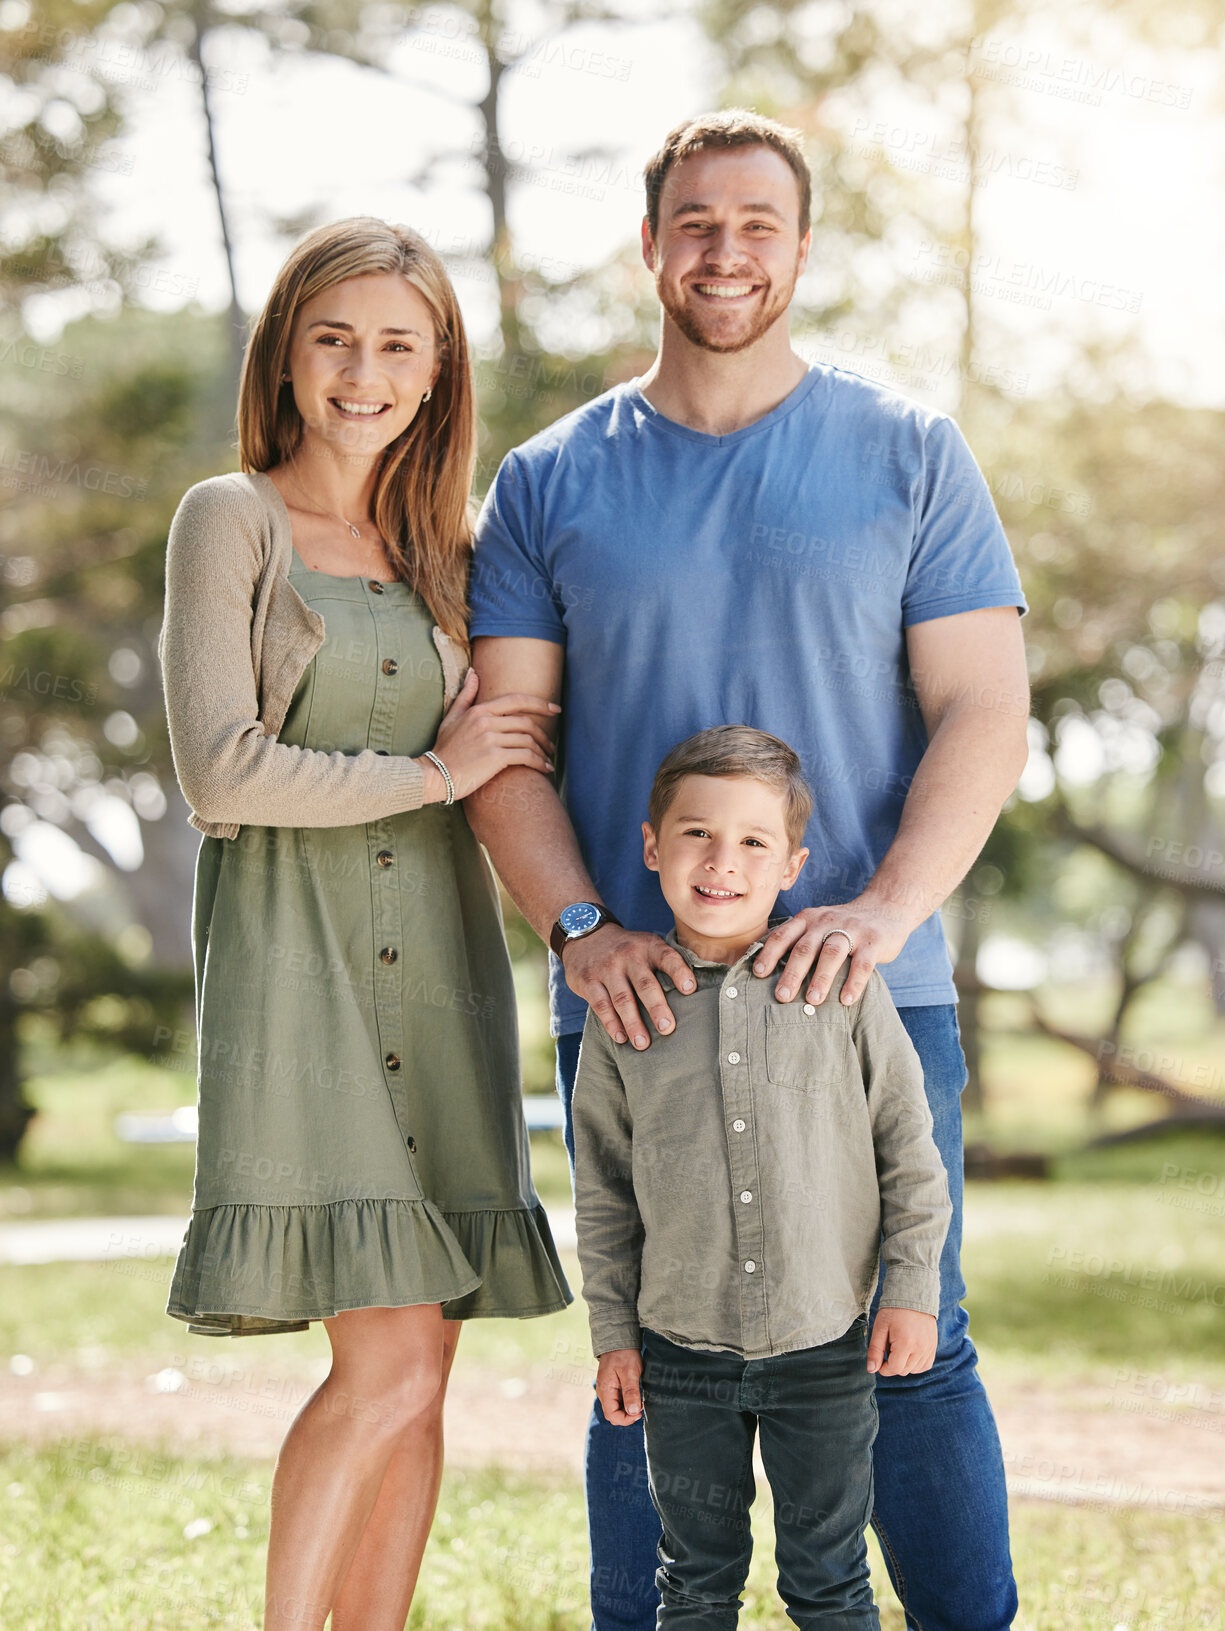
[781,846,809,891]
[641,216,656,273]
[642,820,660,872]
[797,226,812,279]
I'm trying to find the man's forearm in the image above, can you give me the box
[464,766,601,944]
[861,702,1028,931]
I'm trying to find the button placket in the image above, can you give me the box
[720,965,767,1350]
[365,588,410,1143]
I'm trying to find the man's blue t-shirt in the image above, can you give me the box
[469,363,1026,1038]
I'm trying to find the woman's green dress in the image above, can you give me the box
[166,553,571,1336]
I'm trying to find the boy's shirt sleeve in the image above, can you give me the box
[572,1007,644,1357]
[468,449,567,644]
[852,972,952,1316]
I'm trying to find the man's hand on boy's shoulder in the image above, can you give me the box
[866,1308,938,1376]
[563,925,696,1051]
[596,1347,644,1424]
[752,898,915,1007]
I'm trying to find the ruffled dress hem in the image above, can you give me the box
[166,1197,571,1338]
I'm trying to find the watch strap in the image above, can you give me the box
[549,905,621,959]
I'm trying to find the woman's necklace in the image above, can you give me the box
[285,463,389,569]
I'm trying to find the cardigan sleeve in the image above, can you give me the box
[158,478,427,830]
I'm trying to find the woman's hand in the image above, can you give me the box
[422,668,558,801]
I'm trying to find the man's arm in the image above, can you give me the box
[465,635,694,1046]
[754,604,1030,1005]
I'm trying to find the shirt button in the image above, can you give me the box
[740,1191,753,1204]
[803,1003,816,1015]
[381,657,399,676]
[407,1136,417,1153]
[732,1119,746,1133]
[727,1051,741,1064]
[380,947,398,964]
[376,851,394,868]
[385,1053,401,1071]
[369,580,384,594]
[744,1260,756,1274]
[726,986,738,999]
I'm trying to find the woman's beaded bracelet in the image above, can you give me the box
[421,749,455,806]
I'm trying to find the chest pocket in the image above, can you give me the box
[763,1003,855,1092]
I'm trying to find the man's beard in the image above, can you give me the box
[657,264,799,355]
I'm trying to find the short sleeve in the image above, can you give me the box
[902,415,1027,628]
[468,451,567,644]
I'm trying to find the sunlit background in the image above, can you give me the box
[3,1,1225,1626]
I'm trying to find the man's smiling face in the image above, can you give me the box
[643,144,811,355]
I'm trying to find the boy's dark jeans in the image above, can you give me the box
[639,1320,881,1630]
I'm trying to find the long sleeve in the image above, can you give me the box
[571,1009,645,1356]
[159,478,426,830]
[853,973,952,1316]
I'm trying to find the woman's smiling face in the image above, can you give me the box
[285,272,439,456]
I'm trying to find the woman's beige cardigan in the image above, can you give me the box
[158,470,468,841]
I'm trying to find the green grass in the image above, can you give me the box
[4,1004,1225,1626]
[2,1441,1223,1630]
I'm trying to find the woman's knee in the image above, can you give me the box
[324,1304,448,1433]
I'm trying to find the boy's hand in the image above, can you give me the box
[596,1348,644,1424]
[866,1309,937,1375]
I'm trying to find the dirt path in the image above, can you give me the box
[3,1360,1222,1511]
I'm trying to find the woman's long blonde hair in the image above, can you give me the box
[238,217,476,653]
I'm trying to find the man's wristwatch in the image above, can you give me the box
[549,901,621,959]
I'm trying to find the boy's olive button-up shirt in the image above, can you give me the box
[572,927,952,1361]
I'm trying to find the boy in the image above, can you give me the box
[572,726,953,1630]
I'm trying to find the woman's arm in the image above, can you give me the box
[159,478,430,829]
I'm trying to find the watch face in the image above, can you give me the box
[560,902,601,937]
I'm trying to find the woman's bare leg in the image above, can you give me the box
[263,1303,446,1631]
[330,1318,464,1631]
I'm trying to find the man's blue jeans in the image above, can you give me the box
[555,1003,1018,1631]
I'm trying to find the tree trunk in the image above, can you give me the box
[187,3,246,393]
[0,893,37,1164]
[953,896,984,1114]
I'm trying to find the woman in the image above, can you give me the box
[158,217,572,1631]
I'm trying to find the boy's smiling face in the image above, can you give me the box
[643,773,809,966]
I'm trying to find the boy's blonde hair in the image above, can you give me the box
[648,726,814,851]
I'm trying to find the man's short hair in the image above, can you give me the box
[648,726,814,851]
[643,109,812,239]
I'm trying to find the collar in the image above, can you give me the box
[663,918,787,973]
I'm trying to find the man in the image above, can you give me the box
[465,108,1028,1631]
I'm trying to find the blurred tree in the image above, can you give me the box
[1,304,237,1159]
[0,0,156,321]
[703,0,1225,1129]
